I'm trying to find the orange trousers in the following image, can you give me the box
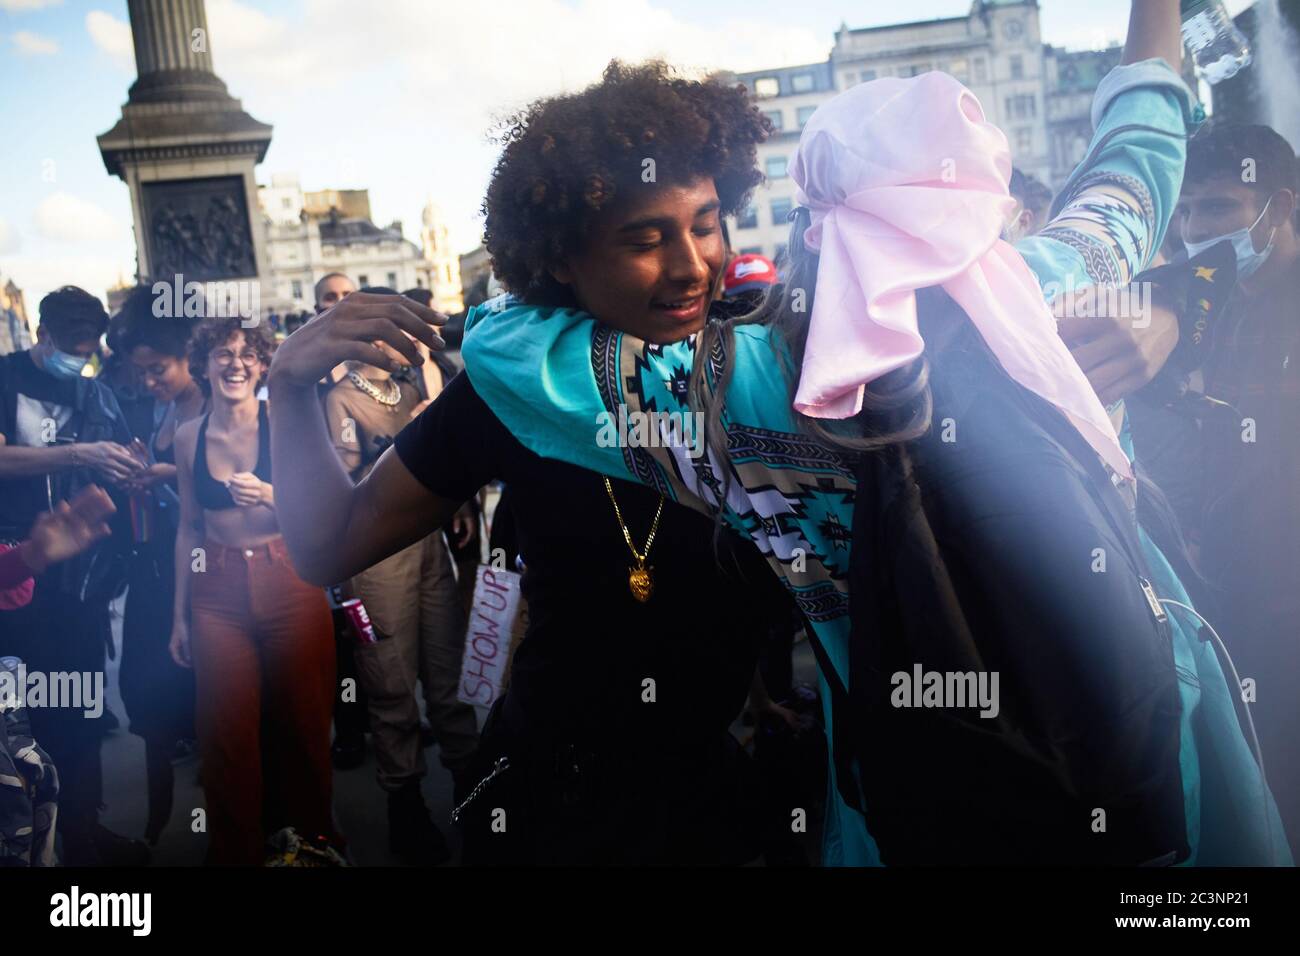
[189,537,336,865]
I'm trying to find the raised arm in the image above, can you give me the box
[1017,2,1197,404]
[1122,0,1183,68]
[267,291,458,585]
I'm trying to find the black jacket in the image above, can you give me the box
[827,290,1187,865]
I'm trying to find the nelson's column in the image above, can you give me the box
[97,0,272,312]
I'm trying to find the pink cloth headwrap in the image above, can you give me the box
[791,71,1132,480]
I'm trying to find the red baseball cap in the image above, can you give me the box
[723,253,778,298]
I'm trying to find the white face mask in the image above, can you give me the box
[1184,198,1277,281]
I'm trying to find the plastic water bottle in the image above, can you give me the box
[1181,0,1253,84]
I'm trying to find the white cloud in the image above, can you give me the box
[221,0,827,121]
[85,9,133,70]
[33,192,121,244]
[202,0,828,254]
[0,216,19,255]
[12,30,58,55]
[0,0,63,11]
[77,0,830,268]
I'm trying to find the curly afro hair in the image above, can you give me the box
[483,59,772,303]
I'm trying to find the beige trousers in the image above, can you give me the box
[351,532,479,790]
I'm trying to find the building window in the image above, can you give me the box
[1005,93,1036,120]
[903,63,928,77]
[764,109,784,131]
[1010,55,1024,80]
[860,69,876,82]
[754,76,779,98]
[359,274,369,287]
[1015,127,1033,153]
[739,246,763,256]
[791,72,814,93]
[974,58,987,83]
[387,271,397,288]
[736,204,758,229]
[765,155,788,179]
[948,58,969,83]
[280,196,292,209]
[770,197,793,224]
[291,279,303,300]
[796,105,817,128]
[843,71,856,85]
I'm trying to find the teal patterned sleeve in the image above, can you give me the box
[1017,58,1202,297]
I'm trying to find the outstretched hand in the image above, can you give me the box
[20,484,116,574]
[268,291,447,390]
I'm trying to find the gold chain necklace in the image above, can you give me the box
[603,476,665,602]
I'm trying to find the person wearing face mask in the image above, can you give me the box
[1168,123,1299,853]
[0,285,151,866]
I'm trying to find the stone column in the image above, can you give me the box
[97,0,273,314]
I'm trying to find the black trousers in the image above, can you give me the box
[458,694,763,866]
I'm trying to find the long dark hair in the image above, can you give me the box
[688,207,933,522]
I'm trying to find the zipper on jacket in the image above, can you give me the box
[1139,577,1168,625]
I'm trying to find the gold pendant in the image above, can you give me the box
[628,564,653,602]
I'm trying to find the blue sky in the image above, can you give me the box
[0,0,1251,309]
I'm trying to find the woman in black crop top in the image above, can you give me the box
[170,318,338,866]
[113,287,206,846]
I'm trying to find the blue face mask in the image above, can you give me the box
[42,346,90,381]
[1184,198,1277,282]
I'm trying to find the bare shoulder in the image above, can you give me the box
[173,416,201,458]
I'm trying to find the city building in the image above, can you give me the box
[257,173,463,314]
[0,276,32,355]
[1043,45,1123,184]
[420,199,465,315]
[458,244,495,307]
[721,60,835,262]
[106,275,135,315]
[720,0,1122,262]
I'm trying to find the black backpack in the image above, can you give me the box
[818,288,1187,865]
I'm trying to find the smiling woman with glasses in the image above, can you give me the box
[168,317,339,865]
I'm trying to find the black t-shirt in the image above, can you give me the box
[394,371,784,752]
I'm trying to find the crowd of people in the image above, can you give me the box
[1,0,1297,867]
